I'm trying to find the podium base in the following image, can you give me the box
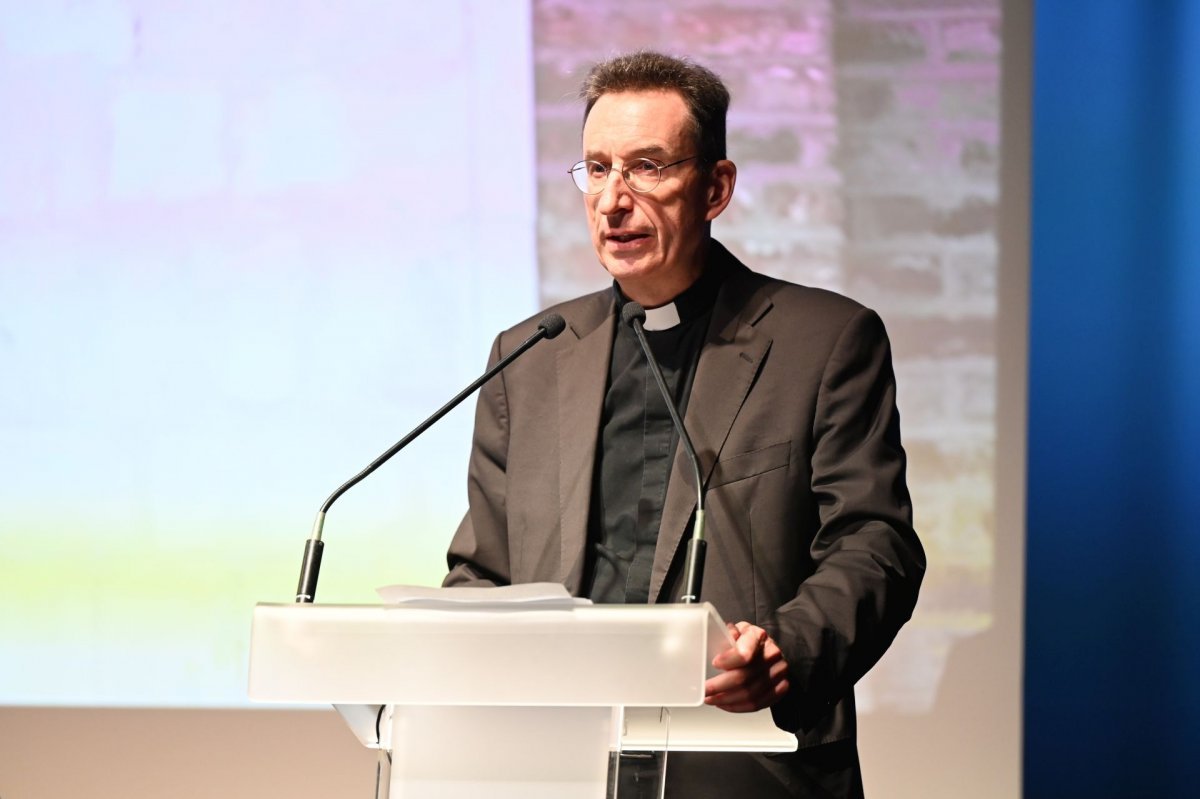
[387,705,614,799]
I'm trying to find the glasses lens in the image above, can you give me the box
[570,161,607,194]
[623,158,661,193]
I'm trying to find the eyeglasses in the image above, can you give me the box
[568,156,699,194]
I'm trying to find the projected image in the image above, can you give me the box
[0,3,538,705]
[1,0,1003,716]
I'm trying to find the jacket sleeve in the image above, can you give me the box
[768,307,925,733]
[443,333,513,587]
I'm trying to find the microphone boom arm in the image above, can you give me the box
[294,314,566,603]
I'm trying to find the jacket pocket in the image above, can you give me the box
[707,440,791,488]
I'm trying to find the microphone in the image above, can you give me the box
[294,312,568,603]
[620,301,707,604]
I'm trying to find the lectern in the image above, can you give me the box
[249,601,795,798]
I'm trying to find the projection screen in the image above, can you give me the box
[0,2,1026,797]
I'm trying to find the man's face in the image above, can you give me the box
[581,90,731,306]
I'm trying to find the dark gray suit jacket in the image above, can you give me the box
[445,242,924,794]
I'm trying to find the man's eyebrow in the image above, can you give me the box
[630,144,672,159]
[584,144,673,162]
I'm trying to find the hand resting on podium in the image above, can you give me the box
[703,621,791,713]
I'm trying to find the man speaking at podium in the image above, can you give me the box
[444,51,924,798]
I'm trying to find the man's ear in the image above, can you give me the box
[704,159,737,222]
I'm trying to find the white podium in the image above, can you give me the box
[249,601,795,798]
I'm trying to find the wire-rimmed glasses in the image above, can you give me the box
[568,156,699,194]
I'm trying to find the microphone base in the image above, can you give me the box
[678,536,707,604]
[295,538,324,603]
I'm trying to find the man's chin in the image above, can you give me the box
[598,254,658,284]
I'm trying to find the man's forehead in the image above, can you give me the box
[582,89,693,157]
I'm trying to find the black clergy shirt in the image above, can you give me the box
[584,261,728,604]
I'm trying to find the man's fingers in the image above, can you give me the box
[705,650,789,697]
[705,668,750,696]
[710,673,790,705]
[712,624,767,670]
[705,664,788,701]
[706,678,791,713]
[706,621,791,713]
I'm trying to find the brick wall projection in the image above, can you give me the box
[533,0,1002,714]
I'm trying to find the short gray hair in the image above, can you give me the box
[580,51,730,167]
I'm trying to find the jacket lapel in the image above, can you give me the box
[649,269,774,602]
[556,293,616,593]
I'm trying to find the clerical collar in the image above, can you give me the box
[612,256,727,331]
[643,303,681,331]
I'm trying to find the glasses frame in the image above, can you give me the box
[567,155,700,195]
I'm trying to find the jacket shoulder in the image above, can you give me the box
[728,263,884,341]
[495,288,614,354]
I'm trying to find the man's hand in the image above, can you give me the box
[704,622,791,713]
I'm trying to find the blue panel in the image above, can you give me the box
[1027,1,1200,796]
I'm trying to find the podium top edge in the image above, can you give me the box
[252,601,720,614]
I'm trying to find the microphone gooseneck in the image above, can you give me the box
[294,312,568,603]
[621,301,708,604]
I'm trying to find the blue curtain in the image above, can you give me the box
[1027,1,1200,795]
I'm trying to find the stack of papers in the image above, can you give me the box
[376,582,591,609]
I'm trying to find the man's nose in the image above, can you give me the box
[595,169,633,216]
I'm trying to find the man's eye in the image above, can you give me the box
[629,159,659,175]
[586,162,608,177]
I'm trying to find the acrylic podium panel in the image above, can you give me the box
[249,602,724,707]
[248,602,795,798]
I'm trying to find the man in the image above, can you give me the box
[445,52,924,797]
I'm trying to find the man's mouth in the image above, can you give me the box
[607,232,650,243]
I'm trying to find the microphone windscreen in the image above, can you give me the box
[537,313,567,339]
[620,301,647,327]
